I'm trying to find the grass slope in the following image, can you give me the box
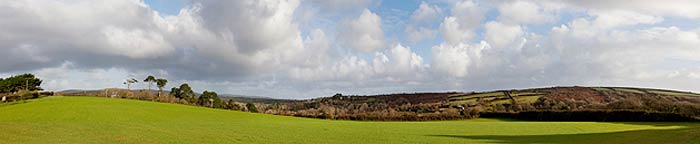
[0,96,699,144]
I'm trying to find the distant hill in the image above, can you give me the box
[261,86,700,121]
[219,94,298,104]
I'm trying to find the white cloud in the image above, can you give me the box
[558,10,663,39]
[101,26,173,59]
[31,62,133,91]
[497,0,556,25]
[192,0,312,69]
[339,9,386,53]
[440,16,473,44]
[543,22,700,86]
[431,42,490,78]
[411,1,442,23]
[451,0,485,29]
[484,21,523,49]
[439,0,486,44]
[565,0,700,19]
[289,44,426,82]
[588,10,663,29]
[383,44,428,78]
[405,2,441,43]
[300,29,331,67]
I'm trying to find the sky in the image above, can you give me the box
[1,0,700,99]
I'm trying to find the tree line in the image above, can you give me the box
[57,75,259,113]
[0,74,45,102]
[60,75,261,112]
[0,73,42,93]
[118,75,228,109]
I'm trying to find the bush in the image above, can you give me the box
[246,103,259,113]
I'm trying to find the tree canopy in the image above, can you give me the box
[171,83,195,102]
[156,78,167,97]
[246,103,259,113]
[144,75,156,93]
[199,91,222,108]
[0,73,42,93]
[156,79,167,89]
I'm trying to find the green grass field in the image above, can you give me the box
[1,96,699,144]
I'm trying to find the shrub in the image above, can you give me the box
[246,103,259,113]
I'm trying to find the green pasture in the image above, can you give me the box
[448,91,544,105]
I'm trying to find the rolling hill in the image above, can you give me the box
[0,96,699,143]
[263,86,700,121]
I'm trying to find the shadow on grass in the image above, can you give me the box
[429,124,700,144]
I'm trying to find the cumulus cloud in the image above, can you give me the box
[425,0,700,92]
[338,9,386,53]
[565,0,700,19]
[587,10,663,29]
[101,26,173,59]
[289,44,426,82]
[484,21,523,49]
[411,1,442,23]
[431,42,490,78]
[451,0,485,29]
[538,25,700,86]
[192,0,314,68]
[440,17,472,44]
[439,0,485,44]
[405,2,441,43]
[497,0,557,25]
[300,29,332,67]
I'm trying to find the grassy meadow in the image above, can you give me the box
[0,96,698,144]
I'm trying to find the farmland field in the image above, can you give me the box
[0,96,699,144]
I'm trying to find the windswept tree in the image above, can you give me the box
[123,78,138,97]
[156,78,167,97]
[123,78,138,91]
[144,75,156,94]
[199,91,222,108]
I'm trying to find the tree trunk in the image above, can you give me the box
[127,84,131,97]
